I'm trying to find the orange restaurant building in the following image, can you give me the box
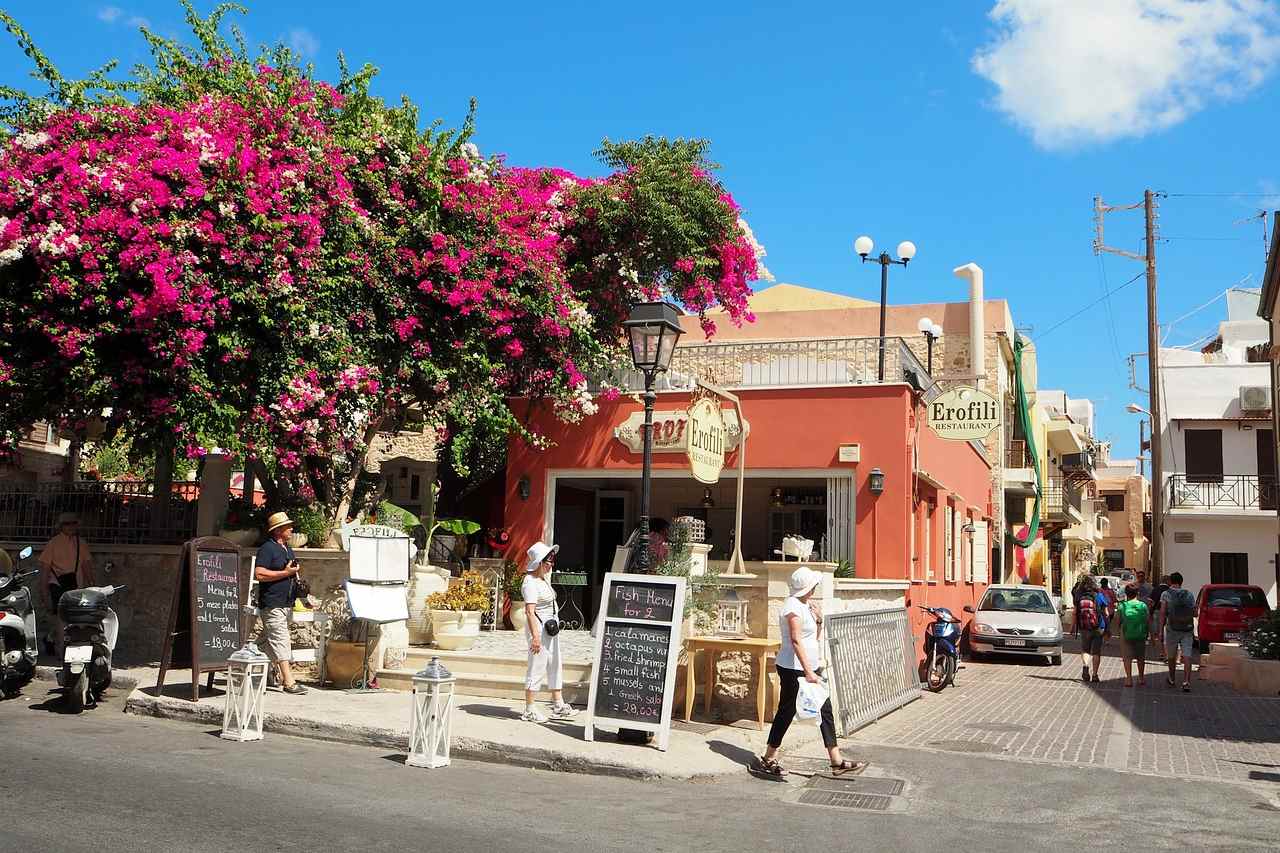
[502,285,996,658]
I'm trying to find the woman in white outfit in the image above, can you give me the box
[522,541,578,723]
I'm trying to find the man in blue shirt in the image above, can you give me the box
[256,512,306,695]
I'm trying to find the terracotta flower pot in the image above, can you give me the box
[324,640,367,689]
[429,609,482,651]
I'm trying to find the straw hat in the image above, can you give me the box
[265,511,295,533]
[525,541,559,573]
[788,566,822,597]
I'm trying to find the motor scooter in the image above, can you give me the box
[0,546,39,698]
[920,605,961,692]
[56,570,125,713]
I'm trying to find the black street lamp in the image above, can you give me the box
[917,316,943,375]
[855,236,917,381]
[624,301,684,572]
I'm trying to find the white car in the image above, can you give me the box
[966,584,1064,665]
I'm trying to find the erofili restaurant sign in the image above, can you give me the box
[928,386,1000,441]
[686,398,727,484]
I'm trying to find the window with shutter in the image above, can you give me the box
[973,521,989,584]
[944,505,954,582]
[1184,429,1224,484]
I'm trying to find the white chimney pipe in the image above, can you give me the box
[952,263,986,382]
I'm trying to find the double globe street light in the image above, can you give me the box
[855,236,917,381]
[917,317,943,375]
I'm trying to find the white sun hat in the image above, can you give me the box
[525,541,560,573]
[788,566,823,597]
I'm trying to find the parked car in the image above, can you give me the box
[1108,570,1137,587]
[966,584,1063,665]
[1194,584,1271,651]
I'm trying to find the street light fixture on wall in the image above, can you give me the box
[855,236,917,382]
[623,301,684,572]
[1126,403,1152,478]
[917,317,943,375]
[868,467,886,496]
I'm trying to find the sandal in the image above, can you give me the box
[755,755,787,777]
[830,759,868,776]
[1166,676,1176,688]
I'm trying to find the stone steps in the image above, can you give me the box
[374,646,594,704]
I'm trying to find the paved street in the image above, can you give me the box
[851,640,1280,786]
[5,678,1280,853]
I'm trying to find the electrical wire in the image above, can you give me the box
[1160,289,1226,346]
[1035,271,1145,341]
[1095,253,1126,378]
[1163,193,1280,199]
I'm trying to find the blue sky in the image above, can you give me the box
[3,0,1278,459]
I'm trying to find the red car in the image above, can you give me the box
[1194,584,1271,650]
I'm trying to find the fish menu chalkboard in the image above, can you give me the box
[585,573,686,751]
[157,536,244,702]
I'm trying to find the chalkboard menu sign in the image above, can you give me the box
[157,536,244,702]
[585,573,686,751]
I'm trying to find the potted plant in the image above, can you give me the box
[319,587,367,688]
[502,560,527,632]
[291,505,333,549]
[426,570,491,651]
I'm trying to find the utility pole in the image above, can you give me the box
[1094,190,1163,579]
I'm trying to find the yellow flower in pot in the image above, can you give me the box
[426,570,492,651]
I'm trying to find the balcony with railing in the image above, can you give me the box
[595,336,937,399]
[0,480,199,544]
[1043,477,1083,523]
[1167,474,1279,513]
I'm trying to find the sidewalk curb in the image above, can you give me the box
[34,665,140,694]
[122,689,690,781]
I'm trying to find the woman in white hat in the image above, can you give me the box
[521,541,577,722]
[756,566,866,777]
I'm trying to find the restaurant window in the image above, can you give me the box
[1104,493,1125,512]
[1184,429,1224,484]
[1209,552,1249,585]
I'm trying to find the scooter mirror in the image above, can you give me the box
[18,546,32,560]
[963,605,975,614]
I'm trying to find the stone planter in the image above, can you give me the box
[324,640,367,689]
[508,596,528,634]
[1232,656,1280,695]
[219,528,259,547]
[407,567,450,644]
[289,532,308,549]
[429,609,482,651]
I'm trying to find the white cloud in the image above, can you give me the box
[97,6,122,23]
[972,0,1280,149]
[288,28,320,58]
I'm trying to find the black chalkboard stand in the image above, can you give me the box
[157,536,242,702]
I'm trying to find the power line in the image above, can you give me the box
[1161,235,1251,242]
[1163,192,1280,198]
[1036,271,1145,340]
[1095,253,1125,378]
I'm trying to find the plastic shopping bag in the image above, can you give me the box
[796,679,829,724]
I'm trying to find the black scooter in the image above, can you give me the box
[56,575,125,712]
[0,546,39,698]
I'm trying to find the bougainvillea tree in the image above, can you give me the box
[0,2,768,525]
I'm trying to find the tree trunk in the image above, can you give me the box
[331,415,384,532]
[248,457,278,507]
[151,440,174,542]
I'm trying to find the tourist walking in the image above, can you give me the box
[521,541,577,723]
[37,513,93,656]
[1159,571,1196,692]
[1116,584,1150,687]
[1073,574,1110,683]
[255,512,306,695]
[756,567,866,778]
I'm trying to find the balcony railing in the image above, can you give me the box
[1168,474,1279,512]
[0,480,199,544]
[1006,439,1032,469]
[596,336,937,399]
[1043,478,1083,520]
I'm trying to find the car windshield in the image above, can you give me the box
[1206,589,1269,609]
[979,588,1055,613]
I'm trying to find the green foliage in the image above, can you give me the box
[657,519,721,632]
[222,495,267,531]
[1245,612,1280,661]
[290,505,332,547]
[426,569,491,612]
[501,560,524,601]
[375,500,420,532]
[834,560,855,579]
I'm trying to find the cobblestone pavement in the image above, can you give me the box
[848,640,1280,788]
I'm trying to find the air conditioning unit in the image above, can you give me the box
[1240,385,1272,411]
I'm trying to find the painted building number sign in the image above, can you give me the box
[928,386,1001,441]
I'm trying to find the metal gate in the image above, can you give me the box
[824,607,921,736]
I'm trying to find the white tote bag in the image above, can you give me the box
[796,679,829,724]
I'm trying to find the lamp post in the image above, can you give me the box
[855,236,917,381]
[624,302,685,572]
[917,317,943,375]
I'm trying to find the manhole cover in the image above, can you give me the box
[965,722,1030,734]
[798,789,892,811]
[807,775,905,796]
[928,740,1006,754]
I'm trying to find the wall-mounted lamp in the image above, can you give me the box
[868,468,886,496]
[769,487,784,507]
[701,487,715,508]
[517,476,531,501]
[961,522,976,535]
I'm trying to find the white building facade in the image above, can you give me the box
[1158,289,1278,605]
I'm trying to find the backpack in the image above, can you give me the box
[1117,600,1149,641]
[1077,595,1100,632]
[1166,588,1196,632]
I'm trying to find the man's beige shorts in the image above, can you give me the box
[256,607,292,663]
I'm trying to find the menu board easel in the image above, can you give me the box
[584,573,686,751]
[157,536,243,701]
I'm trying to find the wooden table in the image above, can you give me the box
[684,636,781,731]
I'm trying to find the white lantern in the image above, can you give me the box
[407,656,455,768]
[221,643,270,742]
[715,588,749,638]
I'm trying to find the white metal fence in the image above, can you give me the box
[824,607,921,736]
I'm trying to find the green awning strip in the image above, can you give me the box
[1011,334,1041,548]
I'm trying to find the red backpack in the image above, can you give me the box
[1077,596,1100,631]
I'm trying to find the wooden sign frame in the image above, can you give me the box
[156,535,243,702]
[584,572,686,751]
